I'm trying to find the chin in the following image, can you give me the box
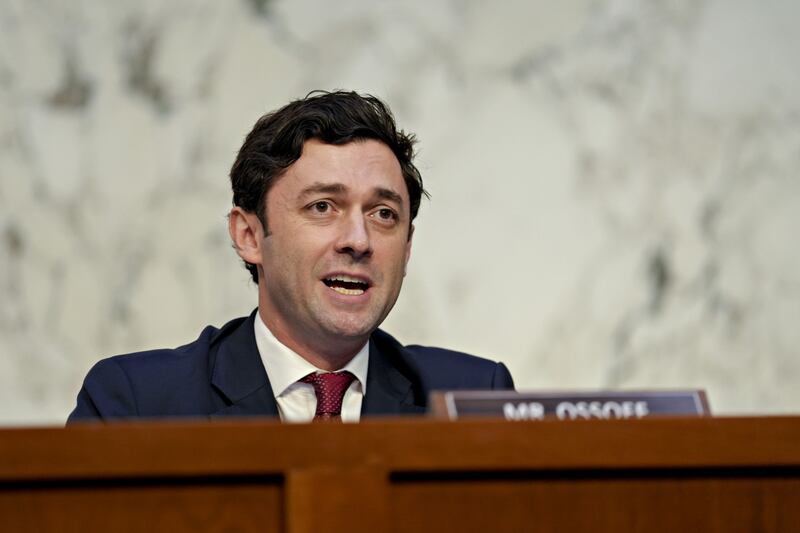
[321,314,380,340]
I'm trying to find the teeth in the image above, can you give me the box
[323,275,368,296]
[327,275,366,284]
[331,286,365,296]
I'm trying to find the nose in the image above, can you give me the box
[335,212,372,260]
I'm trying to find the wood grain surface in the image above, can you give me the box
[1,417,798,532]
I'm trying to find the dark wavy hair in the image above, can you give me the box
[230,90,428,282]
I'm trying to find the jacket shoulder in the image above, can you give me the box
[103,324,219,378]
[68,318,246,422]
[371,329,515,391]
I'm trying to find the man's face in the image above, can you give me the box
[257,138,413,354]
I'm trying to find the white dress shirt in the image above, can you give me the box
[253,314,369,423]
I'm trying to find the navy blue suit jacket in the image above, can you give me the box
[68,312,514,421]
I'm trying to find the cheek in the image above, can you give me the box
[381,238,413,273]
[261,235,295,275]
[266,231,330,278]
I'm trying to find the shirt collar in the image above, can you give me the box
[253,312,369,398]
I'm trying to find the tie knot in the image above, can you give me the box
[301,371,356,420]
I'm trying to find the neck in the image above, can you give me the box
[257,308,367,371]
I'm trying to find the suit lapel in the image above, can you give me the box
[362,331,426,416]
[207,315,423,418]
[209,311,279,418]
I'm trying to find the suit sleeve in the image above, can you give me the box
[491,362,515,390]
[67,358,139,423]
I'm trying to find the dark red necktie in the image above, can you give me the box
[301,372,356,421]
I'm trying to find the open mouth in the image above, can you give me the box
[323,275,370,296]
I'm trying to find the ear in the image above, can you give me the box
[228,207,265,266]
[403,224,414,276]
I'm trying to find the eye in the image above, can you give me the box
[377,208,396,220]
[371,207,399,225]
[311,201,330,213]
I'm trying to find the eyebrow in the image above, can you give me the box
[298,182,405,207]
[374,187,404,207]
[299,182,348,198]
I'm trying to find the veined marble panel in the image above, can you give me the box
[0,0,798,424]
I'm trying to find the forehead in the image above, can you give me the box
[276,139,408,202]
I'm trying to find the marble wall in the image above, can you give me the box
[1,0,798,424]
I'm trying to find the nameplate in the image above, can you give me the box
[429,390,710,420]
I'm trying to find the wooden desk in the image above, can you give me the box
[2,417,798,532]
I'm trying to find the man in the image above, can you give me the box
[68,91,514,422]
